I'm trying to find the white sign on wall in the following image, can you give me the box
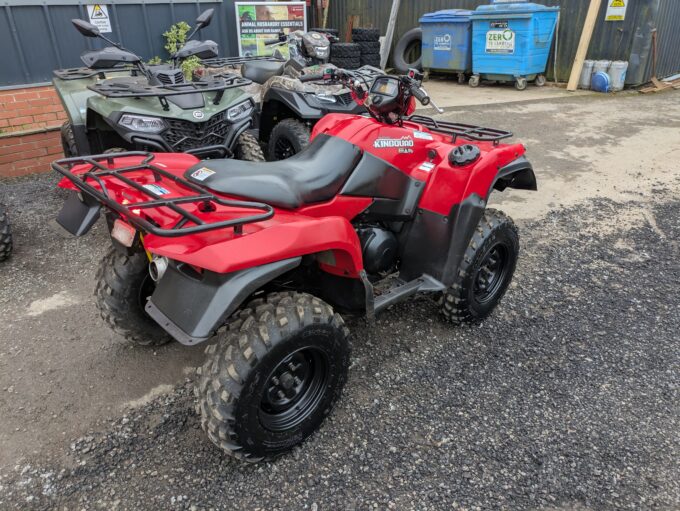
[87,4,112,33]
[605,0,628,21]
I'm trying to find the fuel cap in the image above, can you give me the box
[449,144,481,166]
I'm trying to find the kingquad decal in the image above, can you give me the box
[373,136,414,153]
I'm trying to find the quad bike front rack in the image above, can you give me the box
[407,115,513,145]
[52,152,274,237]
[53,66,139,81]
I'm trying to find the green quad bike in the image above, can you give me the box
[54,9,264,162]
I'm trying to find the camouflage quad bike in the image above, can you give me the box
[55,10,263,162]
[204,29,384,160]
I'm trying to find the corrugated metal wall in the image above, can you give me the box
[0,0,238,88]
[324,0,679,84]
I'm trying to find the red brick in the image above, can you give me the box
[9,116,33,127]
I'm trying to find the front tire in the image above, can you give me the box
[95,247,172,347]
[267,119,310,161]
[440,209,519,324]
[195,292,350,462]
[233,131,265,162]
[0,204,12,262]
[60,121,77,157]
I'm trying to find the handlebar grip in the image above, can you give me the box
[299,73,324,82]
[264,38,280,46]
[410,84,430,105]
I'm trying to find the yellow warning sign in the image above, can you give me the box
[87,4,112,32]
[606,0,627,21]
[90,4,107,18]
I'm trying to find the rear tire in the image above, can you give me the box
[95,247,172,347]
[440,209,519,324]
[233,131,265,162]
[195,292,350,462]
[60,121,77,157]
[267,118,310,161]
[0,204,12,262]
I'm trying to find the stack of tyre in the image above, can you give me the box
[352,28,381,68]
[330,39,361,70]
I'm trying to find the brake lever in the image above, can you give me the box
[429,98,444,114]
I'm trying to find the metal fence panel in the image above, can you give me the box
[327,0,679,84]
[0,0,236,88]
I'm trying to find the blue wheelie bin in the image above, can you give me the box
[419,9,473,84]
[470,0,559,90]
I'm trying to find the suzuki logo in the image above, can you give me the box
[193,111,205,120]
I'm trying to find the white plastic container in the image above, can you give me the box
[579,60,595,89]
[593,60,612,75]
[609,60,629,91]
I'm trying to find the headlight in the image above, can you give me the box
[227,100,254,122]
[313,92,336,103]
[314,47,330,58]
[118,114,166,133]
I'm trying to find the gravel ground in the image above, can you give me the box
[1,91,679,509]
[1,192,678,510]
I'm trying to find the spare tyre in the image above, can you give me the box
[357,41,381,54]
[393,27,422,73]
[352,27,380,42]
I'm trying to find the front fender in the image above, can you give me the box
[490,156,537,195]
[146,257,302,345]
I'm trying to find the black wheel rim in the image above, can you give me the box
[259,347,329,432]
[273,136,297,160]
[473,243,510,305]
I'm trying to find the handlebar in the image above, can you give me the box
[264,38,281,46]
[409,82,430,106]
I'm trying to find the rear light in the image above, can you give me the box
[111,219,137,247]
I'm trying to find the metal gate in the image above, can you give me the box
[1,0,239,88]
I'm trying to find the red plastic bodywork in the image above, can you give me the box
[58,113,524,275]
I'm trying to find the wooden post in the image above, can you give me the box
[567,0,603,91]
[380,0,400,69]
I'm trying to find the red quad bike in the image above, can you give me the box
[53,68,536,461]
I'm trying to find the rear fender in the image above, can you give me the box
[144,215,364,277]
[146,257,302,345]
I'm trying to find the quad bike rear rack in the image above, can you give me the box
[52,152,274,237]
[201,56,286,68]
[88,73,252,110]
[407,115,513,145]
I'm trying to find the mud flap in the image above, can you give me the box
[145,257,301,345]
[56,191,101,236]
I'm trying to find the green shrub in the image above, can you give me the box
[164,21,202,80]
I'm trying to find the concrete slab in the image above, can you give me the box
[416,76,593,110]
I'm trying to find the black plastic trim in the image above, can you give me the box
[398,195,486,286]
[146,257,302,345]
[491,156,537,194]
[56,191,101,236]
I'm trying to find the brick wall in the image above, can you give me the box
[0,85,67,177]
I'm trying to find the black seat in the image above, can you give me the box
[241,60,285,85]
[185,134,363,209]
